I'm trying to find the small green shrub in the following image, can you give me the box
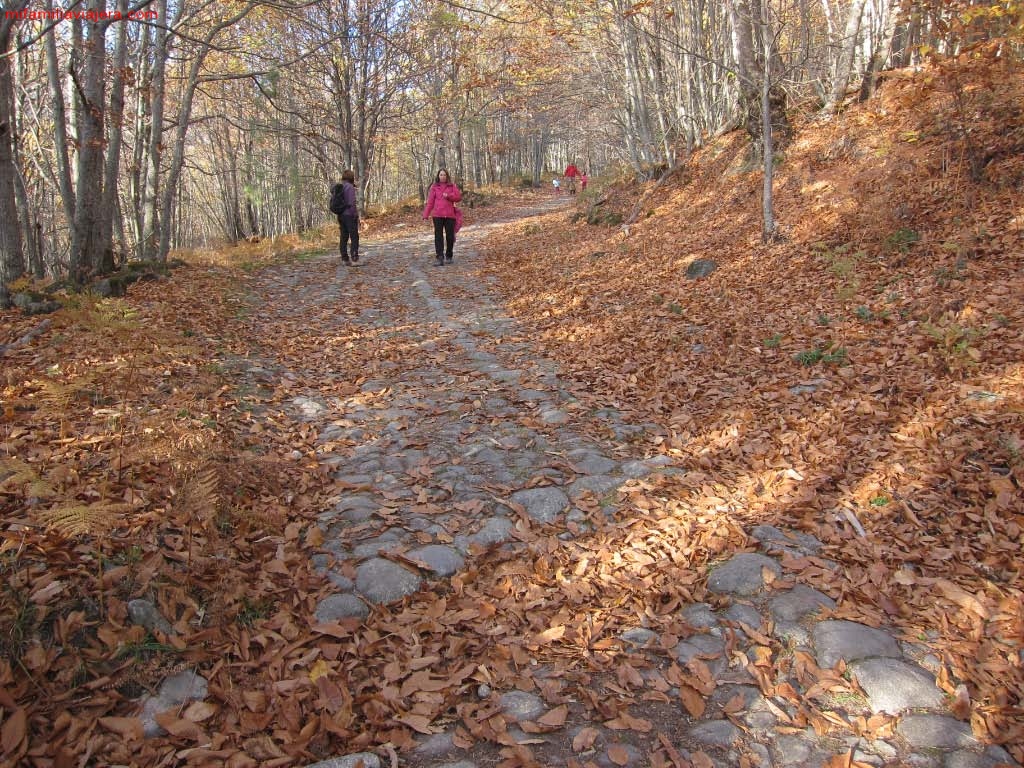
[795,346,847,367]
[885,228,920,254]
[764,333,782,348]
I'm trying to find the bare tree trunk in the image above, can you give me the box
[825,0,868,112]
[726,0,762,146]
[859,0,897,101]
[44,0,75,232]
[141,0,169,261]
[0,9,28,308]
[98,0,129,273]
[761,22,776,242]
[69,0,109,281]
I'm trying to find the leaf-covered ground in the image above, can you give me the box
[478,64,1024,756]
[0,63,1021,768]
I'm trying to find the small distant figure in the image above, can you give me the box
[564,162,580,195]
[330,169,359,265]
[552,177,561,196]
[580,171,588,192]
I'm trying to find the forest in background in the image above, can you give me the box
[2,0,1020,306]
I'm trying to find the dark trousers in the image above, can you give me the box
[339,214,359,259]
[432,216,455,260]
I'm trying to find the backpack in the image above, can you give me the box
[329,183,346,215]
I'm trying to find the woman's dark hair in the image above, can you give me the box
[434,168,452,184]
[342,169,355,183]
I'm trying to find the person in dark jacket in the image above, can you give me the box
[422,169,462,266]
[335,169,359,265]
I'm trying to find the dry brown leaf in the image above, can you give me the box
[538,705,568,727]
[607,744,630,766]
[98,716,143,741]
[572,726,600,752]
[1,708,26,754]
[678,684,706,718]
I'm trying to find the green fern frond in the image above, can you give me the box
[38,502,128,538]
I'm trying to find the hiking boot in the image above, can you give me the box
[445,257,453,264]
[435,257,444,266]
[342,257,351,265]
[351,253,359,263]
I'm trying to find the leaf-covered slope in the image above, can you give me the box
[480,64,1024,747]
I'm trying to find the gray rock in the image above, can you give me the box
[408,545,465,577]
[707,553,782,596]
[291,395,327,420]
[850,657,945,714]
[686,259,717,279]
[499,690,546,721]
[812,620,902,669]
[722,603,763,628]
[984,745,1015,763]
[672,633,725,664]
[466,517,515,549]
[355,557,421,604]
[515,389,548,402]
[682,603,720,630]
[688,719,740,747]
[774,621,813,647]
[619,627,657,646]
[325,572,355,591]
[314,594,369,622]
[568,475,622,499]
[897,715,980,750]
[769,585,836,622]
[413,732,459,758]
[127,599,175,636]
[566,450,618,475]
[352,532,404,559]
[945,753,1006,768]
[539,408,571,425]
[510,487,569,523]
[138,670,208,737]
[302,754,381,768]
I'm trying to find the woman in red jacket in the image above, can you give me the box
[422,169,462,266]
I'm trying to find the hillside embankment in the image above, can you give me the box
[479,62,1024,753]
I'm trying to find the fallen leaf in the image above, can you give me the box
[1,708,26,754]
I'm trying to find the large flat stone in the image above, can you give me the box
[812,620,901,669]
[314,594,369,622]
[769,585,836,622]
[707,553,781,596]
[355,557,421,604]
[897,715,980,749]
[408,545,465,577]
[510,487,569,523]
[850,658,945,714]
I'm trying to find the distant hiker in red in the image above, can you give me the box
[422,169,462,266]
[580,172,588,192]
[564,162,580,195]
[330,169,359,265]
